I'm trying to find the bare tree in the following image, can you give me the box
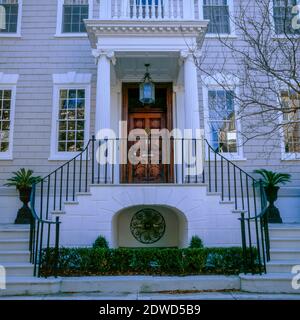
[194,0,300,157]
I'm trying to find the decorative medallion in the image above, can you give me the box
[130,208,166,244]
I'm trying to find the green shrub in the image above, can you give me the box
[40,247,260,277]
[93,236,109,249]
[189,236,204,249]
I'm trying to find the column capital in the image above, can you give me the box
[179,50,201,65]
[92,49,116,65]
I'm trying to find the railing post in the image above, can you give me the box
[54,217,60,278]
[99,0,112,19]
[240,211,247,274]
[260,179,270,261]
[182,0,195,20]
[29,183,36,262]
[92,135,95,184]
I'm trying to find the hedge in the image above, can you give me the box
[41,247,260,277]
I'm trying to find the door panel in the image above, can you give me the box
[122,83,174,183]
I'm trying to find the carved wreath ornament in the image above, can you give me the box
[130,209,166,244]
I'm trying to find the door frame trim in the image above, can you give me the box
[121,82,174,183]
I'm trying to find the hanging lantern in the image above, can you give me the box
[139,64,155,104]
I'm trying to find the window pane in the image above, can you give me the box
[62,4,88,33]
[0,89,12,153]
[203,0,230,34]
[273,0,300,35]
[57,88,86,152]
[0,2,19,33]
[208,89,237,153]
[282,91,300,153]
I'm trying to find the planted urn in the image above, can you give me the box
[5,168,41,224]
[254,169,291,224]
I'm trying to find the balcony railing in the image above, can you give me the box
[100,0,197,20]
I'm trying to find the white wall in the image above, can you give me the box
[54,184,243,248]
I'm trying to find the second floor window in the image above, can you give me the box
[62,0,89,33]
[208,90,237,153]
[273,0,300,35]
[0,0,18,33]
[281,91,300,153]
[203,0,231,34]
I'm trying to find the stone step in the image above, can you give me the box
[266,260,300,273]
[0,277,61,297]
[61,275,240,294]
[270,249,300,260]
[0,239,29,251]
[1,263,34,277]
[0,225,30,240]
[269,224,300,238]
[240,273,300,294]
[0,276,239,297]
[270,237,300,249]
[0,250,30,263]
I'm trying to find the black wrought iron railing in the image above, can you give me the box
[29,135,270,276]
[204,141,270,274]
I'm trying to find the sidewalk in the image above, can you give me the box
[1,292,300,300]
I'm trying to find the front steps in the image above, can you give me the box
[1,223,300,296]
[0,225,34,279]
[240,224,300,294]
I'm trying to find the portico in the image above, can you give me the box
[85,20,208,137]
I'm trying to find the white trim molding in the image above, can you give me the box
[55,0,93,38]
[0,0,22,38]
[0,72,19,160]
[50,72,92,161]
[198,0,236,38]
[202,73,245,161]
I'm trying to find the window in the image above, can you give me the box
[51,72,91,160]
[63,0,88,33]
[58,89,86,152]
[0,73,18,160]
[56,0,91,35]
[203,0,231,34]
[0,0,21,34]
[0,89,12,153]
[273,0,300,35]
[281,91,300,154]
[207,90,237,153]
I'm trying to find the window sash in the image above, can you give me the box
[57,89,86,153]
[0,89,12,153]
[208,89,238,153]
[62,3,88,33]
[281,91,300,153]
[0,1,18,33]
[203,0,230,34]
[273,0,300,35]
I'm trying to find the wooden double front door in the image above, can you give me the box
[122,83,174,183]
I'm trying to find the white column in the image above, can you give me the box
[181,51,200,133]
[93,50,115,134]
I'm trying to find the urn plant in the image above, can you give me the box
[254,169,291,224]
[5,168,41,224]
